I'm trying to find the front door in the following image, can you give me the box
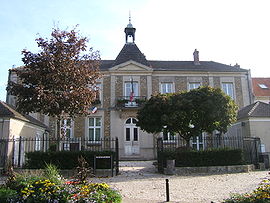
[124,118,140,156]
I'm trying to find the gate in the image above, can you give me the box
[243,137,261,167]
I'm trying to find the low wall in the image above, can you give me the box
[13,168,115,178]
[165,164,255,175]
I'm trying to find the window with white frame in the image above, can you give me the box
[188,82,201,90]
[191,133,205,150]
[60,119,73,139]
[35,133,41,151]
[162,129,176,142]
[124,81,138,97]
[160,83,174,94]
[88,117,102,141]
[222,82,234,99]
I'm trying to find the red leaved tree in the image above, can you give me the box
[7,26,101,141]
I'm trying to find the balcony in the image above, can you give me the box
[116,96,147,108]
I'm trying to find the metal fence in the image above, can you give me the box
[156,135,261,173]
[0,137,119,175]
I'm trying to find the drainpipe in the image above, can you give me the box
[246,70,253,105]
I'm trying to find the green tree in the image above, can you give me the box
[7,26,100,117]
[137,86,238,146]
[136,94,170,133]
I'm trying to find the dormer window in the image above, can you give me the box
[258,84,268,89]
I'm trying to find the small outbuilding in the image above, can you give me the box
[0,101,48,167]
[237,101,270,154]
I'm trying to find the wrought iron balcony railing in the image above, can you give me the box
[116,96,147,108]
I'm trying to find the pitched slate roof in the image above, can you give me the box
[0,101,48,130]
[99,43,248,73]
[237,101,270,120]
[112,43,149,67]
[252,78,270,97]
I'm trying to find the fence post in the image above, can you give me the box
[157,137,164,173]
[115,137,119,175]
[18,136,22,167]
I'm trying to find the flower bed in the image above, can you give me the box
[0,164,121,203]
[223,176,270,202]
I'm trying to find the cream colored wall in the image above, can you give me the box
[9,118,45,139]
[248,118,270,153]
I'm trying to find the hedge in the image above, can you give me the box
[24,151,115,169]
[161,148,244,167]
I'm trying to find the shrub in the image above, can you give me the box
[24,150,115,169]
[162,148,244,167]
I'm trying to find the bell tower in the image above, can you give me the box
[124,14,136,43]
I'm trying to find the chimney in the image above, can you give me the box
[193,49,200,65]
[234,63,240,68]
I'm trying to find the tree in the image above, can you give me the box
[136,94,170,133]
[7,26,100,118]
[136,86,238,146]
[168,86,238,145]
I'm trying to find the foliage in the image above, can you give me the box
[7,26,100,117]
[3,164,121,202]
[161,148,244,167]
[0,187,18,203]
[76,156,94,183]
[44,163,63,185]
[223,178,270,202]
[24,150,115,169]
[136,94,170,133]
[137,86,238,145]
[65,182,121,203]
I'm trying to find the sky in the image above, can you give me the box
[1,0,270,101]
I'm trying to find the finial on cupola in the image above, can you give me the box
[125,12,136,43]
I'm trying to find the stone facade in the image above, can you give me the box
[235,76,244,108]
[115,76,123,99]
[74,116,85,138]
[202,76,210,86]
[104,110,110,137]
[152,76,159,95]
[140,76,147,97]
[175,76,187,92]
[103,76,111,107]
[213,76,221,88]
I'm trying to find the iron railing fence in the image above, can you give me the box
[0,137,119,175]
[157,135,245,151]
[156,135,261,173]
[116,96,147,108]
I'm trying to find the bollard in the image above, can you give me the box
[166,179,170,202]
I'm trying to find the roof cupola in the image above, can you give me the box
[124,14,136,43]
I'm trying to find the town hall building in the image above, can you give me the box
[6,20,253,160]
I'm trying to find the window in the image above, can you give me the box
[60,119,73,139]
[222,82,234,98]
[162,129,175,142]
[35,133,41,151]
[88,117,102,141]
[125,81,138,97]
[161,83,173,94]
[258,84,268,89]
[189,82,200,90]
[192,133,205,150]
